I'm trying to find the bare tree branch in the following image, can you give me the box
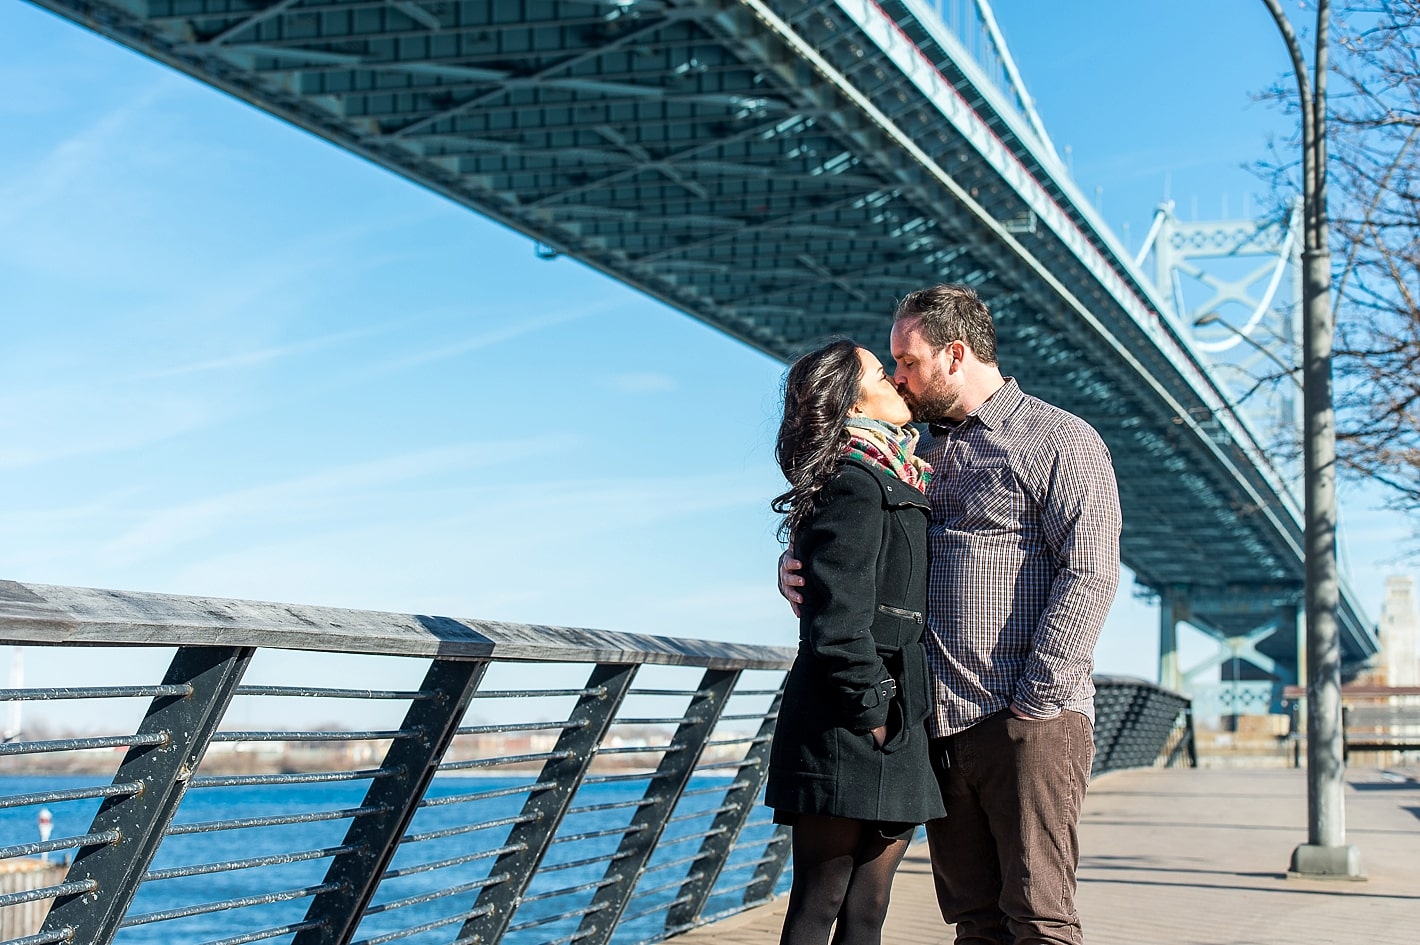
[1324,3,1420,526]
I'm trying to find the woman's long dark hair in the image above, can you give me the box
[772,339,863,542]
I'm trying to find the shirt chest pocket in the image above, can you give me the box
[953,462,1023,533]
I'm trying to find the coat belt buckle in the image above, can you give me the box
[859,677,898,708]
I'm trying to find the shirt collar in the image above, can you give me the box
[928,377,1022,436]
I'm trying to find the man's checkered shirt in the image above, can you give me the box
[917,378,1122,737]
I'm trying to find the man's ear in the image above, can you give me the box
[945,340,966,373]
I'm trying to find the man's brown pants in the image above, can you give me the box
[924,710,1094,945]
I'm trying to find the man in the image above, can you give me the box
[779,284,1122,944]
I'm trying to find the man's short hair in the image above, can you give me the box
[893,283,998,365]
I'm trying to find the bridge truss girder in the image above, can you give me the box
[31,0,1375,664]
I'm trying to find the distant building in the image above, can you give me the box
[1376,576,1419,687]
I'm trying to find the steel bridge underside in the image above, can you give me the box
[34,0,1375,664]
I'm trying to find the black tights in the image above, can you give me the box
[778,815,911,945]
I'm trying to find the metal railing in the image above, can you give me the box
[1092,677,1194,775]
[1,581,1189,945]
[1338,688,1420,761]
[912,0,1059,160]
[1275,685,1420,766]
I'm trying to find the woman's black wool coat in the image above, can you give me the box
[766,458,946,825]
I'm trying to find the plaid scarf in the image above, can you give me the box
[843,418,933,494]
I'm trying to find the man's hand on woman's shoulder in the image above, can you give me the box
[778,549,805,617]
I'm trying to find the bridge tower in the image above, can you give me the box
[1137,200,1309,718]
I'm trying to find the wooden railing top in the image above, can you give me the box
[1282,684,1420,699]
[0,580,796,670]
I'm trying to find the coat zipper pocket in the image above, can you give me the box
[877,604,923,624]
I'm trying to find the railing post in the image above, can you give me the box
[40,645,254,945]
[455,662,640,945]
[666,686,783,931]
[738,679,795,910]
[1090,682,1124,775]
[742,824,791,906]
[1185,705,1198,768]
[1163,703,1197,769]
[1126,684,1153,769]
[574,668,740,945]
[295,657,488,945]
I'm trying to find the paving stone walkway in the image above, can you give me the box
[678,765,1420,945]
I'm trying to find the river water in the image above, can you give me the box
[1,773,784,945]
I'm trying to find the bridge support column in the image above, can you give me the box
[1158,586,1189,693]
[1278,601,1302,685]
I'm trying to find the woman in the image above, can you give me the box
[766,339,944,945]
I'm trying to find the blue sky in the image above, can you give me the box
[2,1,1410,730]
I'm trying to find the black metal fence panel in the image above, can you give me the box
[0,581,1189,945]
[1092,676,1194,776]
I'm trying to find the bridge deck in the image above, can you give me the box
[678,766,1419,945]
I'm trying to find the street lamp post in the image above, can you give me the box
[1258,0,1364,879]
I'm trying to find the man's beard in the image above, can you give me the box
[902,372,957,424]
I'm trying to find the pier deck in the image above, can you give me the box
[678,766,1420,945]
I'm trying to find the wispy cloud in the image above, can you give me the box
[0,319,385,470]
[0,386,212,470]
[0,83,165,229]
[0,487,147,577]
[150,467,786,634]
[128,324,393,381]
[363,305,611,377]
[100,439,537,563]
[603,372,678,394]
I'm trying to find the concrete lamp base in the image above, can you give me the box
[1287,844,1366,881]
